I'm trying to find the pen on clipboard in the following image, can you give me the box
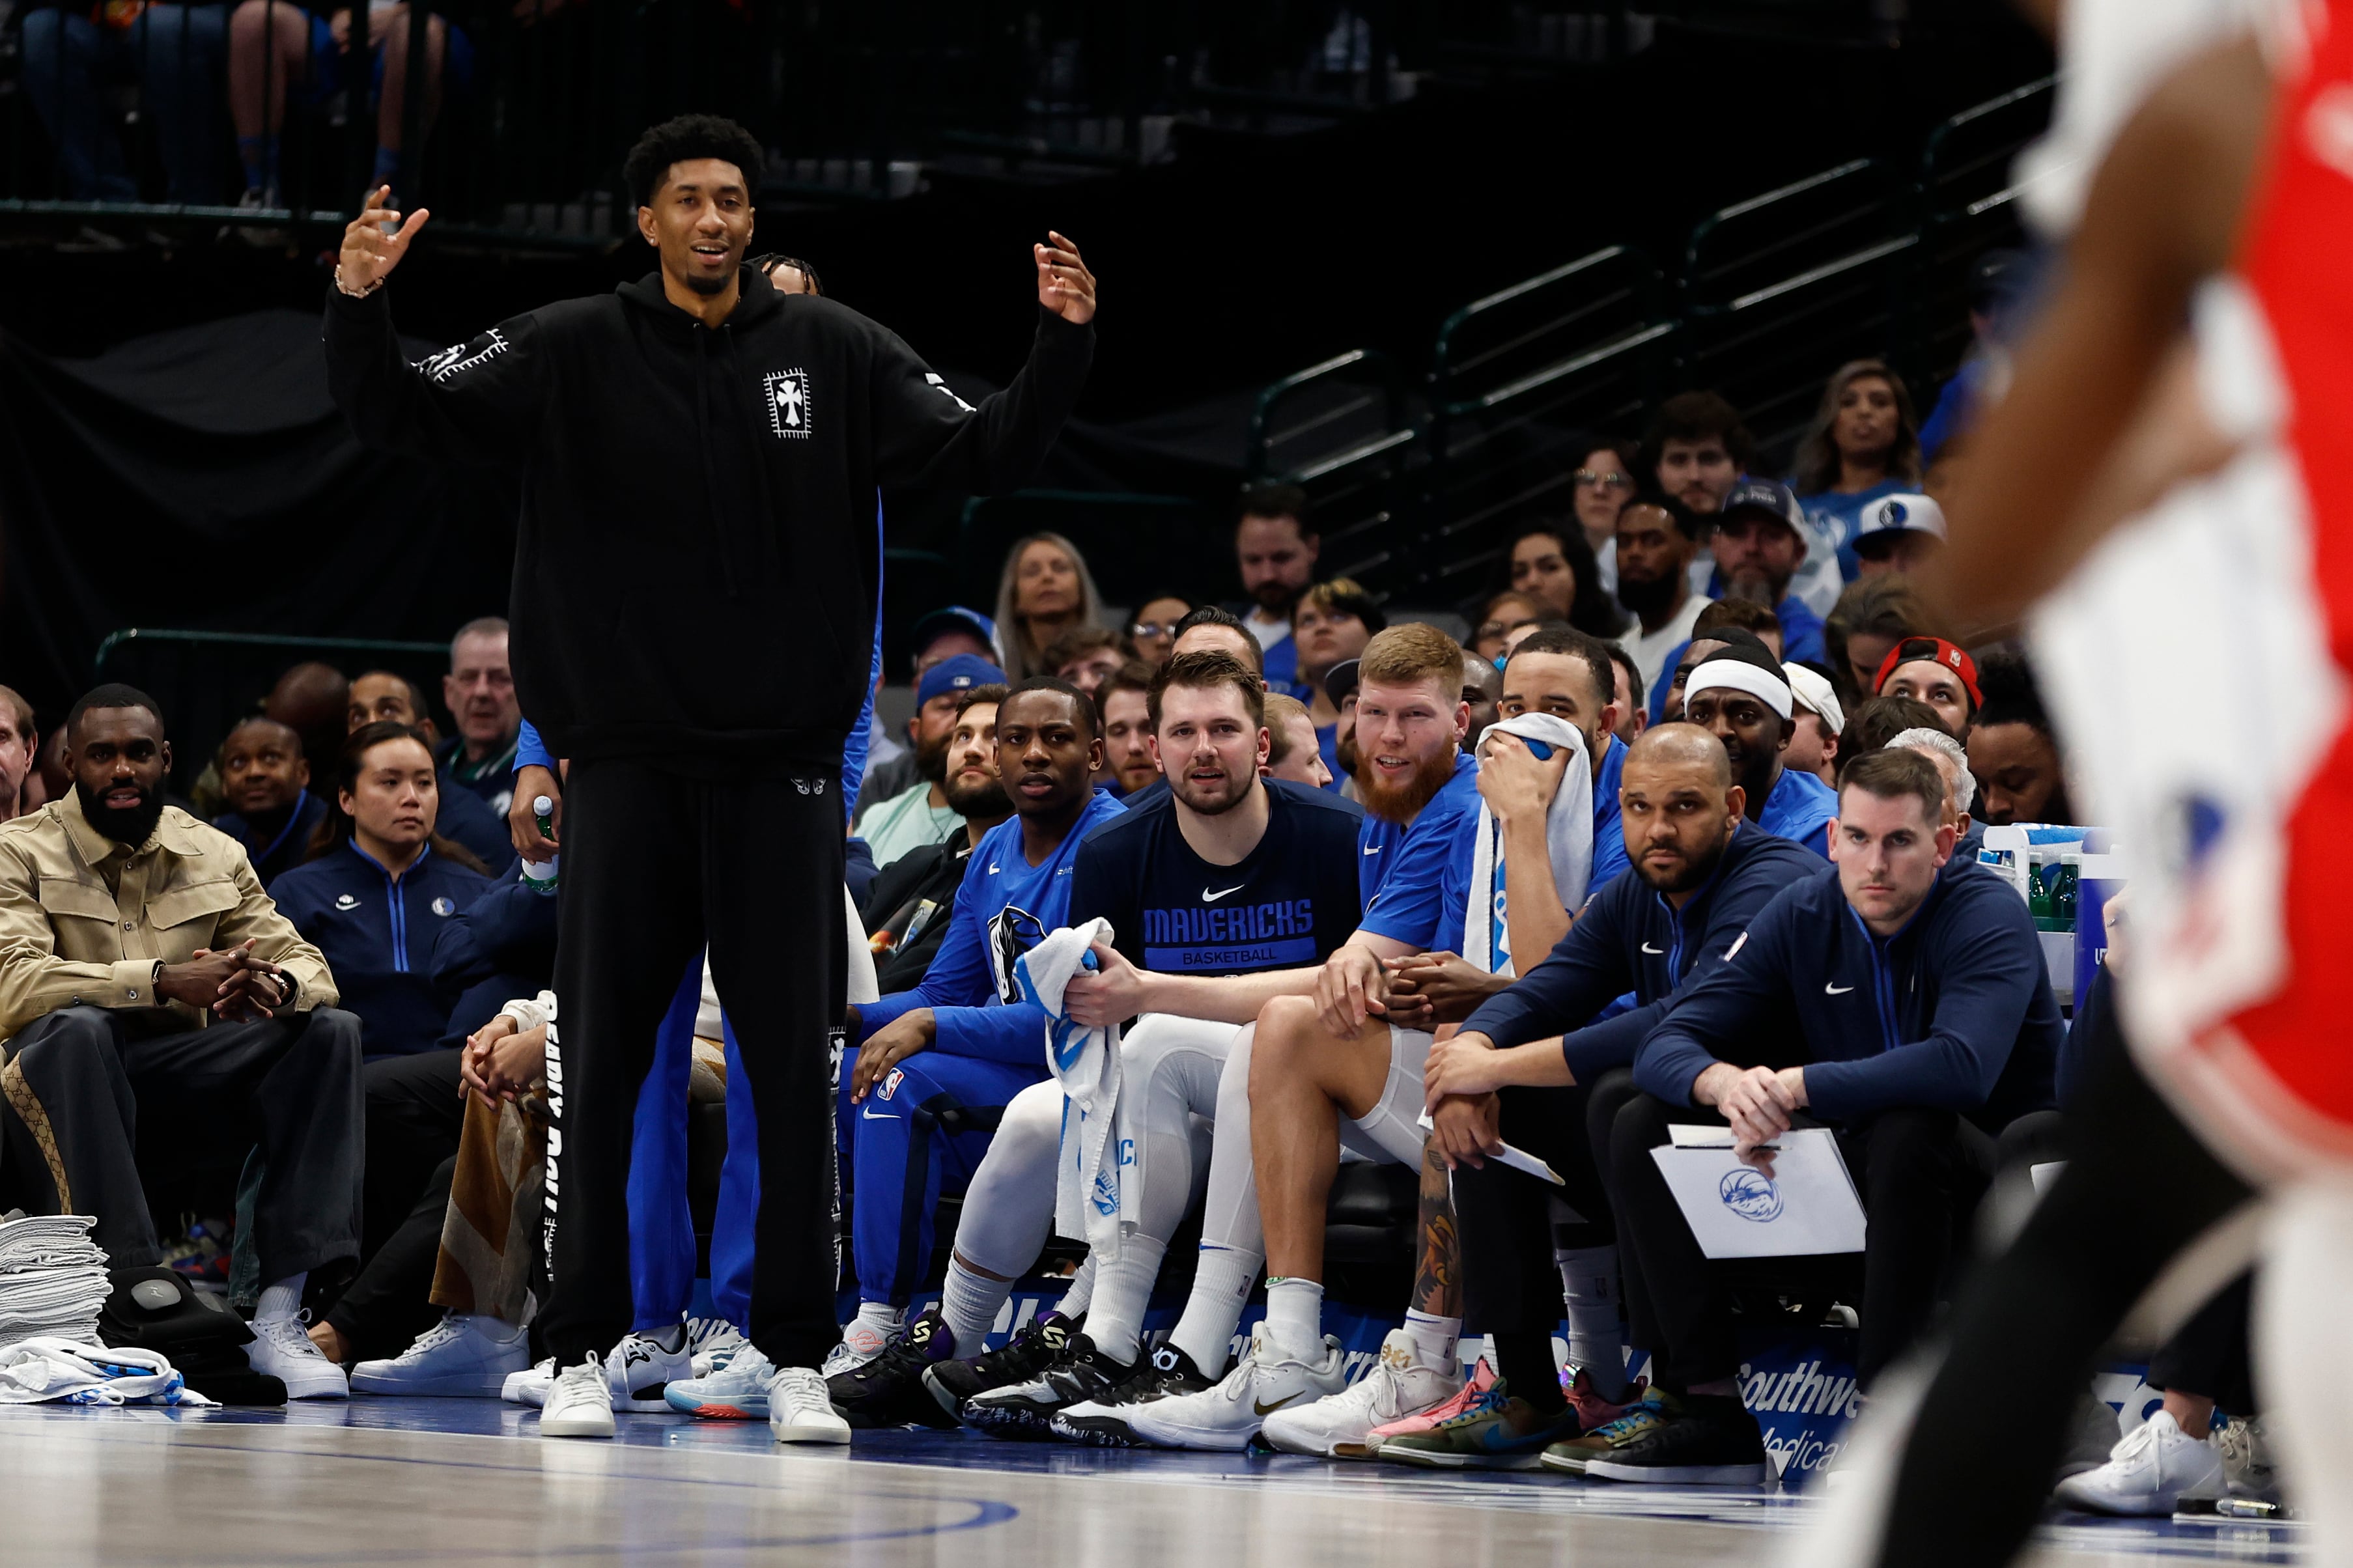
[1416,1112,1564,1184]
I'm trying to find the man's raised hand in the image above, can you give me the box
[1035,231,1096,325]
[339,185,429,294]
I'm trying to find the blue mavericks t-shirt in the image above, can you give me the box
[1069,779,1364,974]
[1759,764,1837,859]
[1359,751,1482,949]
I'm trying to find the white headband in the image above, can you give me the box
[1687,658,1794,720]
[1782,662,1844,733]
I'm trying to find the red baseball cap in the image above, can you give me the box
[1873,636,1981,708]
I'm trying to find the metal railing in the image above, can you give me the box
[1247,349,1420,585]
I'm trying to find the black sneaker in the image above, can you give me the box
[1583,1392,1771,1485]
[1049,1343,1216,1446]
[922,1311,1081,1420]
[961,1332,1135,1440]
[826,1308,959,1429]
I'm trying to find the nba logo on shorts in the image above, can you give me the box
[765,369,813,439]
[879,1067,904,1100]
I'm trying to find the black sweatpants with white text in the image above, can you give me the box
[535,755,846,1370]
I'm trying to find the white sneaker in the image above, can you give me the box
[2054,1411,2222,1515]
[821,1317,898,1377]
[606,1327,691,1412]
[666,1342,777,1419]
[2218,1414,2279,1499]
[246,1316,349,1399]
[767,1364,851,1445]
[1118,1325,1347,1450]
[1261,1330,1459,1458]
[505,1356,556,1407]
[688,1319,746,1379]
[541,1354,616,1438]
[352,1314,531,1397]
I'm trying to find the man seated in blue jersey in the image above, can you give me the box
[826,677,1126,1385]
[1381,624,1636,1026]
[1681,646,1837,857]
[1369,725,1821,1464]
[212,717,328,885]
[268,721,500,1291]
[828,650,1368,1431]
[1073,623,1489,1451]
[1592,748,2061,1485]
[344,671,518,875]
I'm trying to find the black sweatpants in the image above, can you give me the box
[1611,1092,1993,1390]
[0,1004,363,1282]
[2149,1272,2256,1417]
[1454,1069,1636,1397]
[359,1048,464,1264]
[329,1152,458,1362]
[1868,1015,2254,1568]
[536,755,846,1371]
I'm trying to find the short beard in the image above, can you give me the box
[75,779,164,847]
[1723,569,1786,608]
[1358,746,1458,826]
[1252,580,1301,613]
[1638,833,1727,895]
[1616,570,1681,622]
[1172,768,1252,817]
[943,774,1011,820]
[683,262,731,296]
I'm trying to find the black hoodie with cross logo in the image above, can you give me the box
[324,272,1092,772]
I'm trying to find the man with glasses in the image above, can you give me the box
[830,677,1126,1371]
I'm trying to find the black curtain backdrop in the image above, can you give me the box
[0,309,520,743]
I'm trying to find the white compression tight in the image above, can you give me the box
[1166,1024,1435,1370]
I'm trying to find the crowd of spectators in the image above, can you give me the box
[0,329,2212,1518]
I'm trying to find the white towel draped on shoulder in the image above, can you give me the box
[1467,714,1594,977]
[1013,918,1130,1259]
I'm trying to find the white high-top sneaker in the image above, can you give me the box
[1118,1324,1347,1450]
[1261,1330,1460,1457]
[2054,1412,2223,1515]
[352,1314,531,1397]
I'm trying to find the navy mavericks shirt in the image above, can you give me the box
[1069,778,1364,975]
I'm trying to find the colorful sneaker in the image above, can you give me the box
[1050,1343,1219,1446]
[1378,1385,1580,1470]
[923,1311,1080,1421]
[352,1313,531,1397]
[1541,1388,1678,1475]
[1262,1330,1459,1459]
[1562,1364,1644,1431]
[1363,1356,1498,1456]
[963,1334,1136,1440]
[1114,1325,1348,1451]
[665,1341,776,1419]
[828,1308,960,1429]
[1585,1392,1771,1485]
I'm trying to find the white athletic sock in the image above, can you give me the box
[1556,1244,1626,1390]
[1080,1235,1166,1365]
[847,1300,904,1343]
[255,1273,307,1324]
[1056,1255,1098,1320]
[1403,1308,1461,1370]
[940,1259,1010,1355]
[1169,1244,1259,1373]
[1263,1276,1323,1362]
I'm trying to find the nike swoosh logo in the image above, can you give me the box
[987,863,1000,873]
[1254,1393,1302,1416]
[1825,983,1854,995]
[1202,885,1245,903]
[860,1107,901,1119]
[1641,942,1665,955]
[1362,847,1380,856]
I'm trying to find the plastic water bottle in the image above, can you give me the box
[520,795,559,896]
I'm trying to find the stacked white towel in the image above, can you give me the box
[0,1213,111,1349]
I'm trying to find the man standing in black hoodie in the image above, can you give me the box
[322,113,1097,1443]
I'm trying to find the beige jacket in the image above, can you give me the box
[0,792,337,1041]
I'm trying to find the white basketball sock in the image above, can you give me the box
[1263,1276,1323,1362]
[1169,1244,1260,1373]
[940,1258,1009,1354]
[255,1273,307,1324]
[1079,1235,1166,1365]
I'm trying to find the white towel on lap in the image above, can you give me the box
[1467,714,1594,977]
[1015,918,1128,1260]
